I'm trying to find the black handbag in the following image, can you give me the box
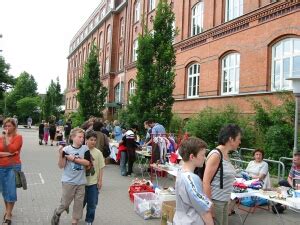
[14,170,27,190]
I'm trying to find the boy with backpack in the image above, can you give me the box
[84,131,105,225]
[51,128,91,225]
[173,137,214,225]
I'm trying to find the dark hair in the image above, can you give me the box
[179,137,207,162]
[147,119,154,124]
[253,148,265,158]
[218,124,242,145]
[131,124,138,130]
[85,131,97,140]
[93,121,104,131]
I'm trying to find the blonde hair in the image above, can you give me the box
[3,118,17,128]
[70,127,85,138]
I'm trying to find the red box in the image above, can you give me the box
[129,185,154,202]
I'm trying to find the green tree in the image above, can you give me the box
[6,71,38,118]
[16,96,41,123]
[77,44,107,120]
[42,78,63,120]
[124,0,176,128]
[0,56,15,100]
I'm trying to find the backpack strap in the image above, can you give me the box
[212,148,223,189]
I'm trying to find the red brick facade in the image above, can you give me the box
[65,0,300,119]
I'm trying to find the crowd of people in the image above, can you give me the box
[1,117,300,225]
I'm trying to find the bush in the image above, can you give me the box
[184,105,255,150]
[68,112,84,128]
[168,114,184,134]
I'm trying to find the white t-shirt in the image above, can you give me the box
[246,160,270,189]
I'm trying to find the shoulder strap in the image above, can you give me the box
[214,148,223,189]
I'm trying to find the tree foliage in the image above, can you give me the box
[16,96,41,122]
[6,71,38,117]
[124,0,176,129]
[42,77,63,120]
[77,44,107,120]
[0,56,15,100]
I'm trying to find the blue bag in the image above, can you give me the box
[240,196,268,207]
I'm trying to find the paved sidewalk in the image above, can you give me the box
[0,129,299,225]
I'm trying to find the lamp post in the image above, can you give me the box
[286,76,300,154]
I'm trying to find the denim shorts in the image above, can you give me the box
[0,164,21,202]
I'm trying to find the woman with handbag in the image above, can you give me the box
[0,118,23,225]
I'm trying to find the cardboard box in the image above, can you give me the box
[161,201,176,225]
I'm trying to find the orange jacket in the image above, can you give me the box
[0,134,23,166]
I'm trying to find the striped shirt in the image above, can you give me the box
[207,149,236,202]
[289,164,300,179]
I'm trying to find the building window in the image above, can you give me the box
[225,0,243,22]
[221,53,240,95]
[134,1,140,23]
[101,8,105,19]
[120,18,125,38]
[132,39,138,62]
[129,80,136,97]
[149,0,155,11]
[114,82,124,103]
[105,58,110,74]
[272,38,300,91]
[187,64,200,98]
[119,53,124,70]
[191,2,204,36]
[99,32,104,49]
[107,26,111,44]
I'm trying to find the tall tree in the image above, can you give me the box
[42,77,63,120]
[77,44,107,120]
[0,56,15,100]
[6,71,38,117]
[124,0,176,128]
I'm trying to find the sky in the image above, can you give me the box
[0,0,101,94]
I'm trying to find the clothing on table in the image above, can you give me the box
[173,170,212,225]
[61,145,91,185]
[246,160,271,189]
[153,136,168,163]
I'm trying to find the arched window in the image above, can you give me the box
[187,64,200,98]
[134,0,140,23]
[107,25,111,44]
[129,80,136,97]
[221,52,240,95]
[99,32,104,49]
[191,2,204,36]
[225,0,243,22]
[272,37,300,90]
[114,82,124,103]
[105,58,110,74]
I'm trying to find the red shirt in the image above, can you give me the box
[0,134,23,166]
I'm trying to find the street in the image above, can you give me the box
[0,129,299,225]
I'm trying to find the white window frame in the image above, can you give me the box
[99,32,104,49]
[101,8,105,19]
[133,39,138,62]
[114,82,124,103]
[187,64,200,98]
[129,80,136,97]
[225,0,243,22]
[149,0,155,11]
[105,58,110,74]
[134,1,140,23]
[191,2,204,36]
[221,53,240,95]
[120,18,125,38]
[107,26,111,44]
[271,38,300,91]
[119,53,124,71]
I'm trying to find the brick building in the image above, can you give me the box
[65,0,300,119]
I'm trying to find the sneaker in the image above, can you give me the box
[86,222,92,225]
[51,209,60,225]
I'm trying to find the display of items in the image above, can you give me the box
[134,192,161,220]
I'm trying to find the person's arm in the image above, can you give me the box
[97,168,104,189]
[201,212,214,225]
[58,146,66,169]
[5,135,23,153]
[203,153,221,199]
[287,167,294,187]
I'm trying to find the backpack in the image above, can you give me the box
[194,148,223,189]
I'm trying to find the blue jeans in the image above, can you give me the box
[0,164,21,202]
[84,184,99,223]
[120,151,128,176]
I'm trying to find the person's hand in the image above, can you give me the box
[97,180,102,190]
[66,155,75,162]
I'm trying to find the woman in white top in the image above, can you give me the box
[245,148,270,189]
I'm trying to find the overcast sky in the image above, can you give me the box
[0,0,101,93]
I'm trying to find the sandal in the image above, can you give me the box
[2,219,12,225]
[228,210,236,216]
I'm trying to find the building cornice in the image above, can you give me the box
[174,2,300,52]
